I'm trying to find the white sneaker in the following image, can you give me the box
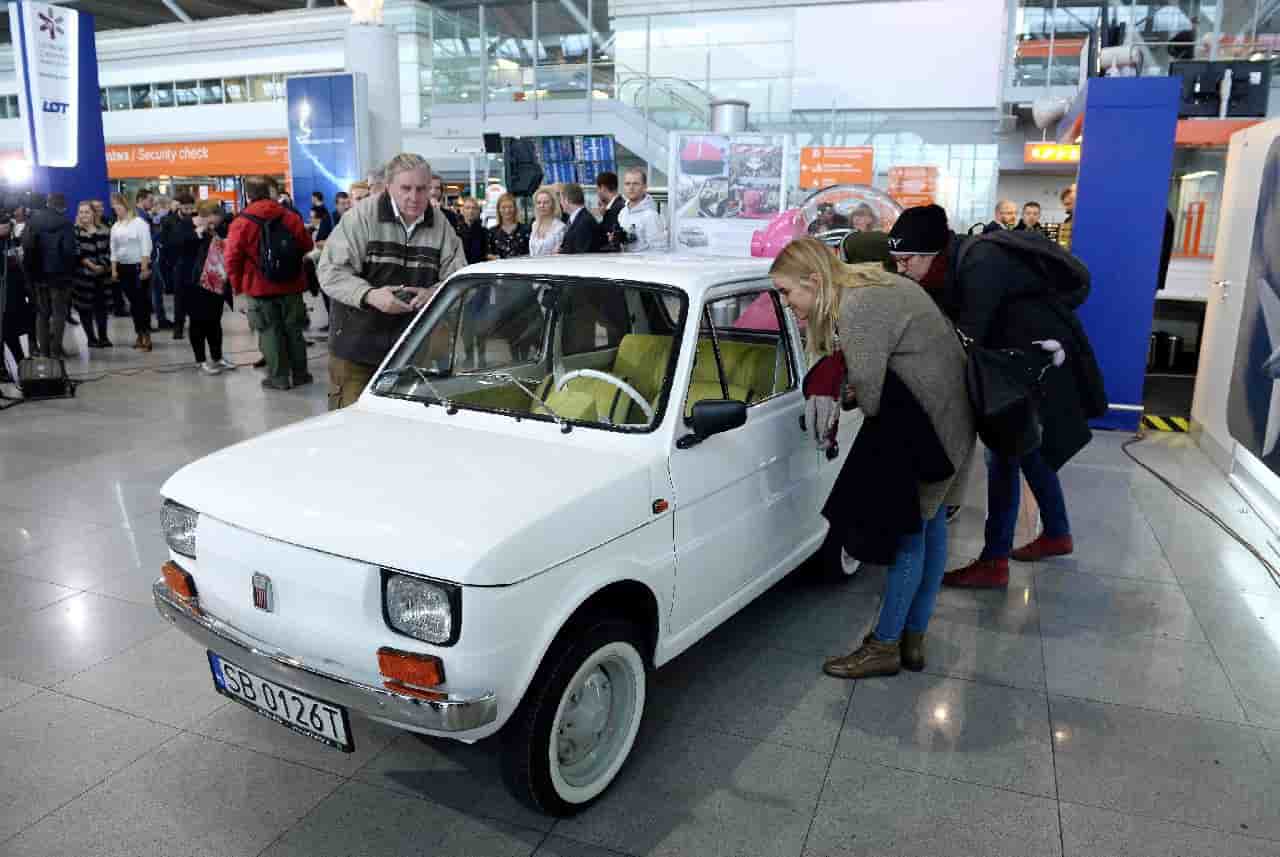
[200,360,222,376]
[217,357,237,371]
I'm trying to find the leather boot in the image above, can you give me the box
[1012,534,1074,562]
[141,333,153,352]
[132,335,144,350]
[823,637,900,680]
[942,558,1009,589]
[901,631,926,672]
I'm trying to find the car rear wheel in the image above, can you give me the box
[502,618,647,816]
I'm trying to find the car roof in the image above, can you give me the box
[451,254,775,298]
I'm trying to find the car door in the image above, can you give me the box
[666,284,817,637]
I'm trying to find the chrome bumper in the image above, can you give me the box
[152,580,498,733]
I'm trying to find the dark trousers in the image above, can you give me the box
[981,448,1073,560]
[110,277,129,315]
[152,260,170,324]
[245,293,308,383]
[74,283,110,343]
[189,317,223,363]
[2,323,24,363]
[171,263,187,331]
[34,283,71,357]
[118,264,151,335]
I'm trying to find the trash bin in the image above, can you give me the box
[1165,334,1182,371]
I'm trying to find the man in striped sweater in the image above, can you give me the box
[318,153,466,410]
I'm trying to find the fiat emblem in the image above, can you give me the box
[252,573,273,612]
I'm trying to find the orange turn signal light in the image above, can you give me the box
[161,561,197,599]
[377,647,445,690]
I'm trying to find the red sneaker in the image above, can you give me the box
[1011,535,1074,562]
[942,558,1009,589]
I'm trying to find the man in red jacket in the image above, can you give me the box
[225,177,314,390]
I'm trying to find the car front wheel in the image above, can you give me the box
[502,618,647,816]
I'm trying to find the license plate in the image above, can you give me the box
[208,651,353,752]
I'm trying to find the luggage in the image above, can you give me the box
[17,356,74,399]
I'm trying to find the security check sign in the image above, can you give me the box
[9,2,80,168]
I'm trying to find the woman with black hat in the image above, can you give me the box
[771,233,975,680]
[887,203,1097,590]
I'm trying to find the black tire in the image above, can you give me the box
[501,617,648,817]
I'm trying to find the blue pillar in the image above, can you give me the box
[1068,77,1181,431]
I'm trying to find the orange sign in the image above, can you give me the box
[1024,143,1081,165]
[799,146,873,189]
[106,139,289,179]
[887,166,939,207]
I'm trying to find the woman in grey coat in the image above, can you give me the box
[770,236,975,680]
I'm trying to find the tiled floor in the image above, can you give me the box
[3,307,1280,856]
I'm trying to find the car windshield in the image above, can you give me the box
[372,275,688,432]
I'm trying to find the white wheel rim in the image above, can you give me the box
[841,549,861,577]
[548,641,645,804]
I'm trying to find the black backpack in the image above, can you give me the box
[242,213,303,283]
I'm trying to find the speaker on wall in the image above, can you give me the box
[483,133,504,155]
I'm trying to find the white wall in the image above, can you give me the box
[792,0,1005,111]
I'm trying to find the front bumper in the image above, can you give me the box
[152,580,498,733]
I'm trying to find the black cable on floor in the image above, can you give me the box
[1122,431,1280,592]
[69,345,326,384]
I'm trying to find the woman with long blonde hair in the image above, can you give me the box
[528,187,565,257]
[109,191,153,350]
[771,235,974,681]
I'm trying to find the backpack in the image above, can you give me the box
[955,230,1108,420]
[242,213,302,283]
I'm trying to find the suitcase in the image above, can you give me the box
[17,356,74,399]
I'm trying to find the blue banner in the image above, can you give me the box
[285,73,364,216]
[9,2,108,208]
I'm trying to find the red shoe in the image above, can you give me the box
[942,558,1009,589]
[1011,534,1074,562]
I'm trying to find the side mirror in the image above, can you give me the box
[677,400,747,449]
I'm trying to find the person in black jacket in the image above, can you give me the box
[558,184,597,254]
[0,212,32,376]
[981,199,1019,234]
[186,201,236,375]
[22,192,79,358]
[594,171,625,251]
[888,204,1101,589]
[160,193,200,340]
[1015,201,1045,234]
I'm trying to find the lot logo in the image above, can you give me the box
[36,9,63,41]
[41,100,68,114]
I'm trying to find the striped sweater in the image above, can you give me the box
[318,192,466,367]
[73,225,110,307]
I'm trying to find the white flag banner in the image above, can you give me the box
[9,1,79,168]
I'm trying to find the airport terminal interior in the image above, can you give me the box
[3,0,1280,855]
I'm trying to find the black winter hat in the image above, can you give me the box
[887,204,949,255]
[840,230,893,271]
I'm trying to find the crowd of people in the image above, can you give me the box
[0,151,1108,688]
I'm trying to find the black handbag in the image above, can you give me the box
[956,327,1048,459]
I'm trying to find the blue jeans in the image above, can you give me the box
[873,507,948,642]
[980,448,1071,560]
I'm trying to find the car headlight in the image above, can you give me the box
[383,572,460,645]
[161,499,199,558]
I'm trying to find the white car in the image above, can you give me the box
[153,255,860,816]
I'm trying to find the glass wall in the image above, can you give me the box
[1009,1,1280,87]
[90,73,292,112]
[432,5,482,105]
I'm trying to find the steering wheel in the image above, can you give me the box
[555,369,655,423]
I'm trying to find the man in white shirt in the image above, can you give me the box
[616,168,667,253]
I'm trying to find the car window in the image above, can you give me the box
[375,276,687,433]
[684,287,797,418]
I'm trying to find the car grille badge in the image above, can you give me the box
[252,573,274,612]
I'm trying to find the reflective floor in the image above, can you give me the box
[3,308,1280,856]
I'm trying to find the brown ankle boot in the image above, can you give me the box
[141,333,153,352]
[901,631,926,672]
[823,637,901,679]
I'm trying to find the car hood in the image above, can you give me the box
[162,408,656,586]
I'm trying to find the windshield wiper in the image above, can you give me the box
[375,365,452,410]
[462,370,573,433]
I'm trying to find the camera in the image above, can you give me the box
[618,227,638,245]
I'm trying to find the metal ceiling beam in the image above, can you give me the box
[162,0,194,23]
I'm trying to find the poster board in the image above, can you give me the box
[668,132,789,256]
